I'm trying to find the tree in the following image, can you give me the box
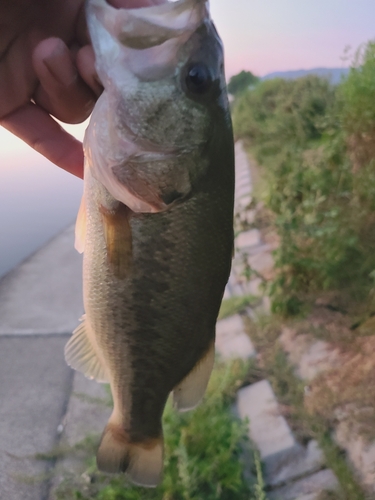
[227,70,259,96]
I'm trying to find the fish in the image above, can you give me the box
[65,0,234,487]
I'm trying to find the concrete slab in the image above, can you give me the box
[279,328,342,382]
[216,315,256,360]
[0,335,72,500]
[235,195,252,211]
[236,229,261,250]
[248,251,274,280]
[237,209,256,226]
[0,225,83,335]
[334,420,375,495]
[244,278,264,297]
[49,373,111,498]
[268,469,339,500]
[236,184,252,199]
[269,440,325,488]
[237,380,302,479]
[235,177,251,191]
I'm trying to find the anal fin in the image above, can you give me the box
[64,315,109,383]
[173,341,215,412]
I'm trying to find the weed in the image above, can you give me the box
[218,295,259,320]
[232,44,375,317]
[245,314,367,500]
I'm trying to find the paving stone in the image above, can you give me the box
[237,209,256,226]
[230,282,247,297]
[248,251,274,280]
[235,177,252,192]
[242,277,264,297]
[0,335,72,500]
[223,285,232,299]
[246,243,273,256]
[235,184,252,199]
[216,315,256,360]
[49,373,111,498]
[269,440,325,488]
[235,229,262,250]
[235,168,251,180]
[279,328,341,381]
[334,420,375,494]
[237,380,302,480]
[0,225,83,335]
[235,194,252,211]
[268,469,339,500]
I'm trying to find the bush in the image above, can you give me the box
[232,53,375,315]
[340,41,375,171]
[227,70,259,96]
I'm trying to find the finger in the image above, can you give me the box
[74,2,90,46]
[109,0,167,7]
[76,45,103,97]
[32,38,96,124]
[1,103,84,178]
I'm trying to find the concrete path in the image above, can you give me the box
[0,226,82,499]
[0,143,339,500]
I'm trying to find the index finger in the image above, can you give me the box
[1,103,84,178]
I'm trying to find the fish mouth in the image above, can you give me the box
[88,0,209,49]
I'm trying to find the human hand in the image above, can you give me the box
[0,0,165,179]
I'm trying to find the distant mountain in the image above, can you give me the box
[261,67,350,85]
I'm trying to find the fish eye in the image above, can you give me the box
[184,63,212,95]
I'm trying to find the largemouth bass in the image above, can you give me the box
[65,0,234,487]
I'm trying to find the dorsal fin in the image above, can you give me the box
[65,315,109,383]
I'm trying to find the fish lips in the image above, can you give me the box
[86,0,211,82]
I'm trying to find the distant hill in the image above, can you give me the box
[262,67,350,85]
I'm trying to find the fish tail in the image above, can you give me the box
[97,418,163,487]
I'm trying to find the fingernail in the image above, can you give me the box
[44,43,78,87]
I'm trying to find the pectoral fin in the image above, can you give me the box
[100,203,132,279]
[65,315,109,383]
[173,342,215,412]
[74,194,87,254]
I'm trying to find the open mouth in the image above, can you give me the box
[88,0,209,49]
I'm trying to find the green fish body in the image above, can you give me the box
[65,0,234,486]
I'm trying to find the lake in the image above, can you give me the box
[0,123,86,279]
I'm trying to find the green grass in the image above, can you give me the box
[53,360,267,500]
[218,295,259,320]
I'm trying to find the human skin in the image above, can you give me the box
[0,0,165,178]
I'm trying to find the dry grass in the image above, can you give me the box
[305,336,375,442]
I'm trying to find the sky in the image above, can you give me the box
[1,0,375,275]
[210,0,375,77]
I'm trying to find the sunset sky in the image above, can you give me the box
[1,0,375,275]
[211,0,375,77]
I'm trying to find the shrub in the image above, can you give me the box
[232,53,375,315]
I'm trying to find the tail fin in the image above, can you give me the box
[96,420,163,487]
